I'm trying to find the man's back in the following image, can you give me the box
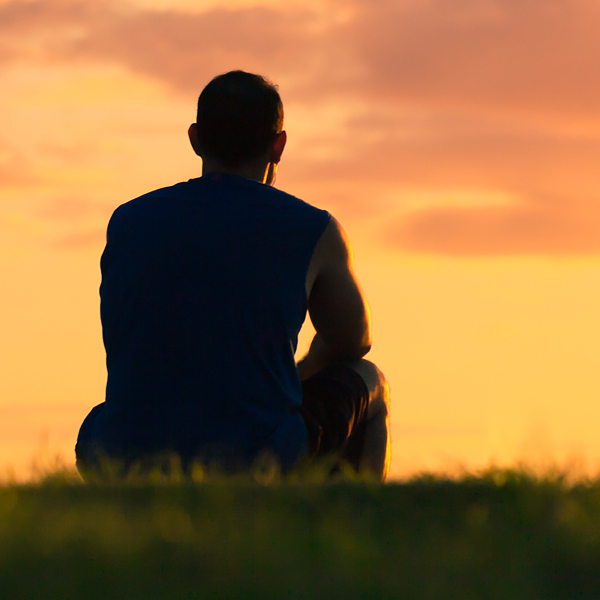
[95,173,330,470]
[76,70,389,481]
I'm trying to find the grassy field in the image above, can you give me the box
[1,467,600,599]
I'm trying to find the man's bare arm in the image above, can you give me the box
[297,217,371,380]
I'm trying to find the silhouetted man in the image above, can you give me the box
[76,71,390,480]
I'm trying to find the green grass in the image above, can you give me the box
[2,467,600,599]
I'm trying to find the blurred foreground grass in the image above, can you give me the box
[2,467,600,599]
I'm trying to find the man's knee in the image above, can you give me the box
[343,358,390,418]
[341,359,390,480]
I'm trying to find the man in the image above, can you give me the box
[76,70,390,480]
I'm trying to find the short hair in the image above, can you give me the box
[196,70,284,167]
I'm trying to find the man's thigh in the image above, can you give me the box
[299,364,370,460]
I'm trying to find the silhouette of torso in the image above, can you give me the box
[90,173,330,470]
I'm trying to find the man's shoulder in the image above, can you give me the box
[116,181,190,212]
[108,176,331,231]
[272,187,325,211]
[257,182,331,222]
[108,181,196,229]
[103,182,193,245]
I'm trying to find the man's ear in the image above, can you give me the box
[188,123,203,157]
[271,130,287,164]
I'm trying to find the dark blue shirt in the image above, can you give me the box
[86,174,330,471]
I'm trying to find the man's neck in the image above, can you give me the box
[201,159,270,184]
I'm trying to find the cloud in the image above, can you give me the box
[386,194,600,256]
[284,106,600,254]
[0,0,324,93]
[37,142,100,164]
[61,8,316,96]
[51,228,106,249]
[0,139,34,185]
[301,118,600,194]
[3,0,600,254]
[346,0,600,119]
[36,197,113,251]
[3,0,600,115]
[38,197,114,221]
[3,0,600,118]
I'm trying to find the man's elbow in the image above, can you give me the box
[352,340,372,360]
[331,335,371,362]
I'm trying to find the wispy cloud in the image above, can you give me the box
[0,0,323,91]
[2,0,600,254]
[38,196,114,221]
[0,139,35,185]
[51,228,106,249]
[3,0,600,116]
[345,0,600,118]
[387,194,600,256]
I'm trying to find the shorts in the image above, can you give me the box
[76,364,370,477]
[297,364,370,470]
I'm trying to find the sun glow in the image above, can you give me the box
[1,0,600,479]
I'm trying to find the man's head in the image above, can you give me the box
[189,71,285,177]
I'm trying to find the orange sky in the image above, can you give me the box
[2,0,600,480]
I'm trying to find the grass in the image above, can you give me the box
[2,466,600,599]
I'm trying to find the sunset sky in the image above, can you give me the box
[2,0,600,480]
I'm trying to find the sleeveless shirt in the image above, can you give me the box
[89,174,331,471]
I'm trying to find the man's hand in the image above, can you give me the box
[296,334,335,381]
